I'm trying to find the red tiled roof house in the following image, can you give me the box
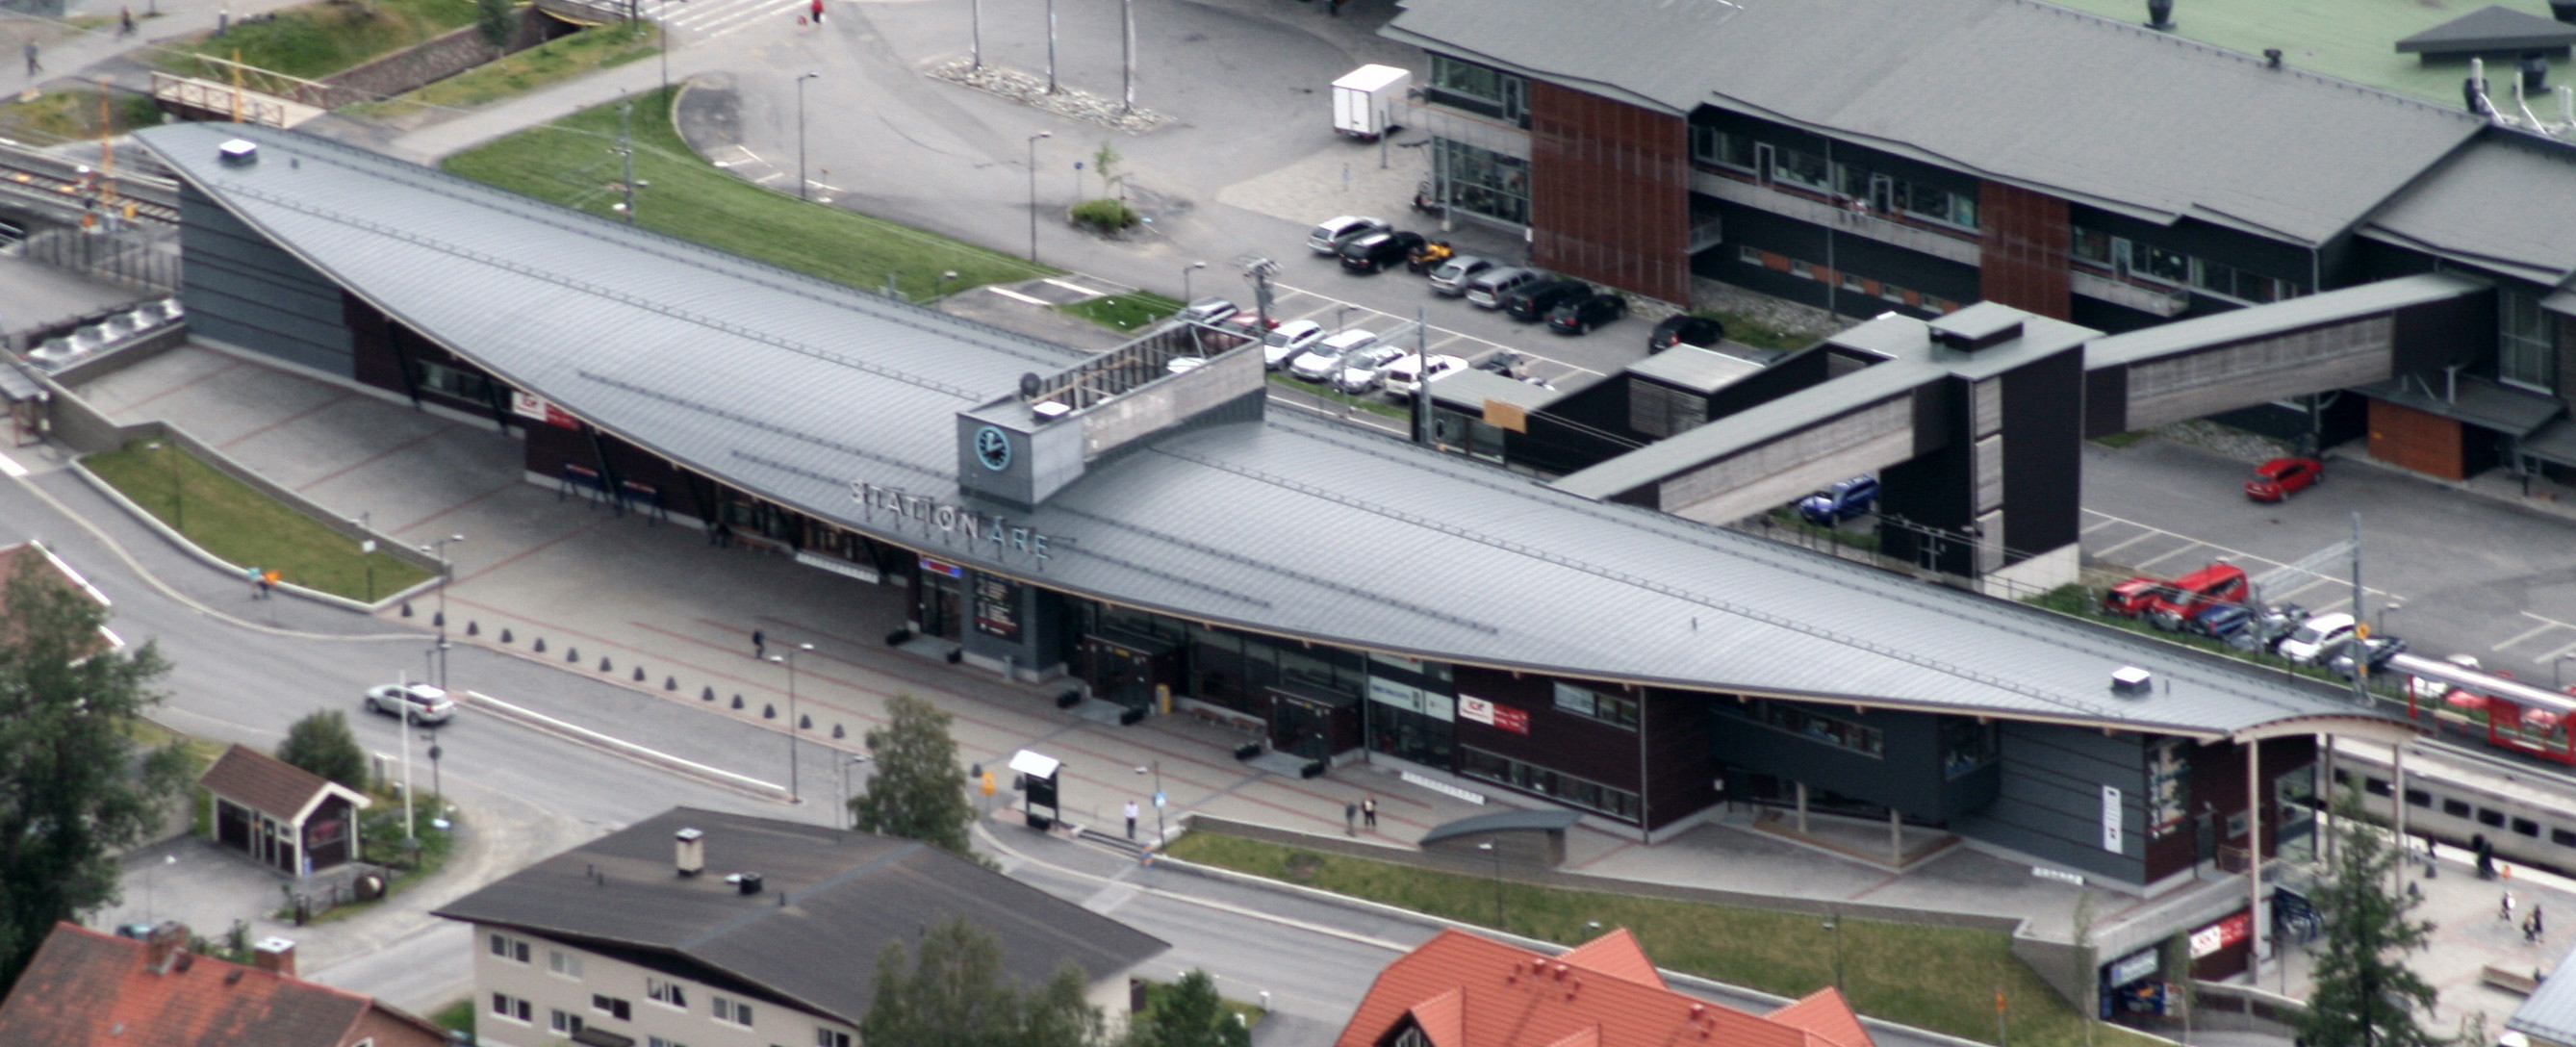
[0,922,446,1047]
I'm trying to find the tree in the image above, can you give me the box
[2162,931,2196,1044]
[850,694,978,857]
[474,0,515,48]
[276,709,368,792]
[862,917,1102,1047]
[0,553,185,993]
[2301,793,2443,1047]
[1127,970,1247,1047]
[1091,141,1124,200]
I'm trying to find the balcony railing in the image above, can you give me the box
[1690,169,1982,267]
[2070,269,2190,317]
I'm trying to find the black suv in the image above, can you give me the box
[1501,278,1593,321]
[1648,315,1724,353]
[1547,293,1628,335]
[1339,231,1428,274]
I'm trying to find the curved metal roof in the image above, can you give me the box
[140,122,2400,740]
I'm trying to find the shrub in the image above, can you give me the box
[1071,197,1137,232]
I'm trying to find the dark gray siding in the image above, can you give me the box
[1958,722,2146,882]
[1708,702,1998,823]
[178,182,354,375]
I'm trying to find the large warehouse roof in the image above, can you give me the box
[1382,0,2483,245]
[140,122,2396,741]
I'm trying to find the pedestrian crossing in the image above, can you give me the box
[653,0,794,42]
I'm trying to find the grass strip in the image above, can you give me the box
[1266,372,1413,421]
[84,439,432,601]
[159,0,479,81]
[347,23,660,119]
[443,86,1056,297]
[1164,833,2161,1047]
[1058,292,1183,332]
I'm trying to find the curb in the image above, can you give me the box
[459,688,790,802]
[67,458,444,614]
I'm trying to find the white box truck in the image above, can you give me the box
[1333,64,1411,141]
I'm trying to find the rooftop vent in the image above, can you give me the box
[675,827,704,878]
[2556,1,2576,25]
[2263,48,2283,69]
[727,871,764,896]
[217,140,258,166]
[2146,0,2175,31]
[2110,666,2154,696]
[1926,306,2024,352]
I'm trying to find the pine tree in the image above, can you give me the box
[1127,970,1247,1047]
[0,552,185,993]
[2301,795,2444,1047]
[849,694,979,858]
[276,709,368,792]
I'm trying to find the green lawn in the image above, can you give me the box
[159,0,480,82]
[347,23,660,119]
[1165,833,2159,1047]
[2048,0,2559,106]
[1058,292,1183,332]
[0,87,165,146]
[84,440,432,601]
[1267,372,1415,421]
[443,86,1056,297]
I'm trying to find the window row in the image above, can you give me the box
[2069,228,2308,304]
[2336,768,2576,847]
[1689,128,1978,230]
[1459,746,1641,819]
[1745,699,1885,758]
[1552,681,1638,730]
[1429,55,1527,121]
[1732,246,1960,315]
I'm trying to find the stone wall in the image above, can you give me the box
[277,8,558,110]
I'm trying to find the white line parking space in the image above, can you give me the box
[1269,282,1598,389]
[2079,508,2397,618]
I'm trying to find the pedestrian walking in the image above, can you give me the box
[752,628,766,659]
[809,0,823,23]
[1362,795,1377,830]
[119,7,134,36]
[1343,801,1358,835]
[261,570,280,597]
[1125,799,1139,840]
[23,41,38,77]
[245,565,263,599]
[2504,890,2518,923]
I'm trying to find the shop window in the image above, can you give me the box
[1745,700,1883,757]
[1552,681,1638,729]
[2501,290,2557,392]
[408,358,497,403]
[1459,747,1640,819]
[2071,227,2113,267]
[1940,719,1998,779]
[1369,701,1455,767]
[1692,126,1758,171]
[1435,140,1530,226]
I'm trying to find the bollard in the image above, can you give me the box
[665,677,677,691]
[400,602,414,618]
[432,611,444,627]
[599,657,613,673]
[731,694,745,709]
[800,714,811,729]
[534,638,547,653]
[466,621,478,637]
[763,703,777,719]
[567,647,580,662]
[702,686,716,702]
[500,628,513,644]
[632,666,646,682]
[832,723,845,739]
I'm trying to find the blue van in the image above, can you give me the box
[1797,475,1879,524]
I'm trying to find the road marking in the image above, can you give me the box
[2269,576,2340,603]
[2492,621,2563,652]
[2089,529,2162,558]
[752,171,783,184]
[1045,278,1107,297]
[2536,633,2576,663]
[0,454,25,478]
[2081,517,2125,534]
[2130,543,2209,571]
[985,286,1051,306]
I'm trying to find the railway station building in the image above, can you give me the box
[1384,0,2576,487]
[140,121,2425,1000]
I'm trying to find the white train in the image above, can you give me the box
[2329,736,2576,877]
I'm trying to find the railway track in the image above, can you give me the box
[0,145,180,226]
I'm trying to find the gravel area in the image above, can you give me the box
[926,58,1175,134]
[2152,419,2295,464]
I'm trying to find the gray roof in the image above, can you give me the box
[1418,808,1585,847]
[2510,942,2576,1046]
[1553,310,2097,499]
[432,808,1167,1027]
[2394,5,2576,55]
[2356,373,2564,436]
[1425,367,1569,412]
[1624,345,1764,395]
[2084,273,2488,368]
[2364,136,2576,287]
[1383,0,2485,244]
[144,122,2403,741]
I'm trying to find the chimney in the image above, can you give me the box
[252,937,297,979]
[2145,0,2175,31]
[144,922,189,975]
[675,828,705,878]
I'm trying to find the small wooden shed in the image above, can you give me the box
[198,745,371,877]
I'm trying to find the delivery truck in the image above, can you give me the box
[1333,64,1411,141]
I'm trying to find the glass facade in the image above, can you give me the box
[1460,747,1641,819]
[1553,681,1638,729]
[2501,289,2556,392]
[1435,140,1530,226]
[1746,699,1885,757]
[2071,225,2307,305]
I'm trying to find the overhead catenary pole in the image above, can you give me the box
[2351,512,2368,706]
[1120,0,1134,112]
[1045,0,1058,93]
[1026,131,1051,262]
[970,0,981,69]
[620,96,636,222]
[796,72,819,201]
[399,670,416,841]
[1414,305,1429,445]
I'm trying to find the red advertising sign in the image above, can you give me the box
[1492,703,1531,734]
[1458,695,1532,734]
[2188,910,2251,958]
[512,392,581,430]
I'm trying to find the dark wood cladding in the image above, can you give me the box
[1528,82,1690,304]
[345,293,506,421]
[1449,668,1720,830]
[1977,181,2071,319]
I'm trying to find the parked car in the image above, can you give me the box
[2236,603,2310,653]
[2144,561,2251,631]
[364,682,455,725]
[2328,634,2408,680]
[1477,349,1532,379]
[1291,329,1378,383]
[1547,293,1629,335]
[2246,456,2324,502]
[1650,315,1727,354]
[2103,575,2174,618]
[1407,240,1455,274]
[1464,267,1543,309]
[1336,344,1411,394]
[2191,601,2257,643]
[1427,255,1495,295]
[1339,230,1430,273]
[2277,611,2359,665]
[1261,320,1328,370]
[1382,353,1468,398]
[1309,216,1390,255]
[1797,474,1879,525]
[1177,296,1238,325]
[1502,278,1593,321]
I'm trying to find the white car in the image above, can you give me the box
[1335,345,1411,395]
[2276,612,2357,665]
[1381,353,1468,398]
[1291,329,1378,383]
[1308,215,1390,255]
[1261,320,1328,370]
[364,682,455,725]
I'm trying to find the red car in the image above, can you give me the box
[2143,562,2249,630]
[2245,457,2323,502]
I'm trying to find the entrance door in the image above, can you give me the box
[919,572,965,642]
[1754,142,1777,187]
[1869,173,1895,215]
[1082,633,1173,710]
[1271,692,1334,760]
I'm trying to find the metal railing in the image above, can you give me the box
[21,226,178,293]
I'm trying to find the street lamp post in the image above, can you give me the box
[796,72,819,201]
[1476,840,1503,929]
[1133,761,1167,850]
[1823,910,1845,991]
[840,753,873,830]
[1182,261,1206,304]
[1026,131,1051,263]
[421,534,464,689]
[771,642,813,802]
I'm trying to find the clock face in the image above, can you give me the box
[974,425,1013,472]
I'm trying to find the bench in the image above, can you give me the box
[2484,965,2544,995]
